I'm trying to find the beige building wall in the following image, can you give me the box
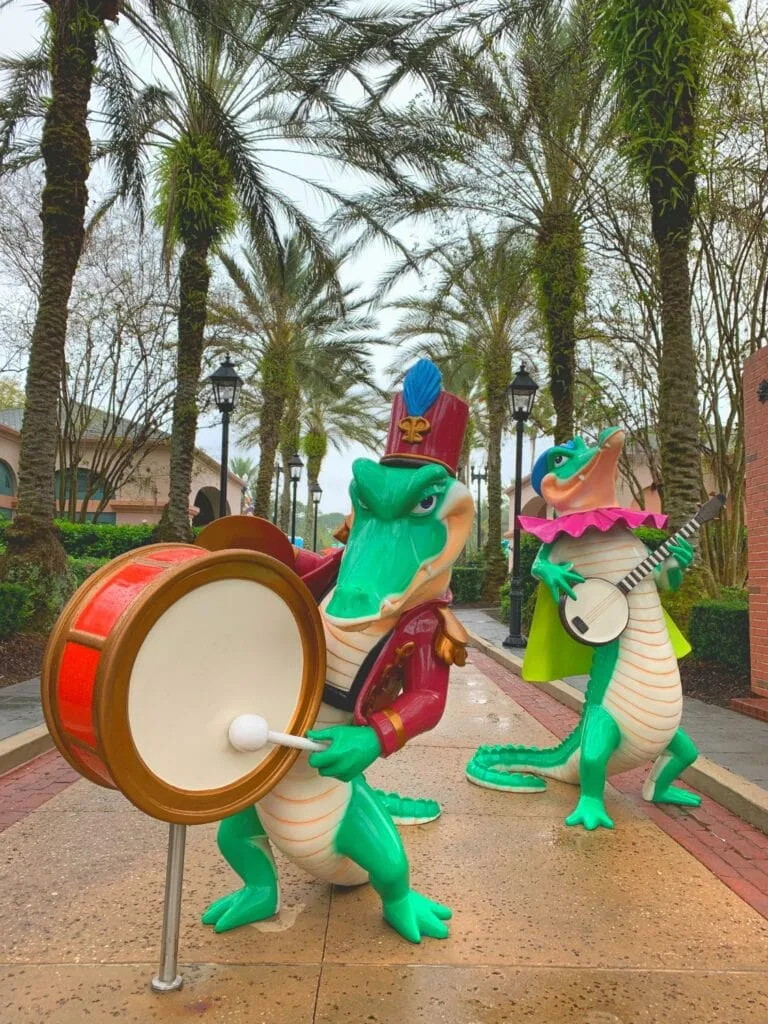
[0,424,244,526]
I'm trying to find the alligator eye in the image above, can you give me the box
[552,454,569,467]
[411,494,437,515]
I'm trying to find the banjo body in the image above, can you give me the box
[559,578,630,647]
[42,537,325,825]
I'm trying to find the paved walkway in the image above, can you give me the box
[0,677,43,741]
[458,607,768,790]
[1,656,768,1022]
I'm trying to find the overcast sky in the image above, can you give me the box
[0,2,540,514]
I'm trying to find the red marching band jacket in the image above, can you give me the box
[293,547,468,757]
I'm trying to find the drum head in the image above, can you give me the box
[96,550,325,824]
[195,515,295,569]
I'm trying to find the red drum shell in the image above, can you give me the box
[42,543,325,824]
[42,544,208,792]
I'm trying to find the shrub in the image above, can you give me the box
[719,585,748,604]
[68,556,111,589]
[0,582,33,639]
[689,599,750,670]
[634,525,668,551]
[451,565,484,603]
[55,520,155,559]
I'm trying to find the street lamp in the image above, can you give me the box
[273,463,282,524]
[310,481,323,551]
[470,463,487,553]
[288,453,303,543]
[503,364,538,648]
[208,355,243,519]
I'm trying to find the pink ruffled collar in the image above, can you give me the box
[516,507,668,544]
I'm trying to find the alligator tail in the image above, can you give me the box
[374,789,441,825]
[465,725,582,791]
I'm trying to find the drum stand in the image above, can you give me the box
[151,823,186,993]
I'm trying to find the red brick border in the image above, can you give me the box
[470,649,768,921]
[0,749,79,832]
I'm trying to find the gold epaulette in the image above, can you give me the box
[434,607,469,667]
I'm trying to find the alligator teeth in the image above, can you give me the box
[578,474,586,481]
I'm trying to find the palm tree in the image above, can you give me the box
[440,0,609,444]
[300,373,385,546]
[214,235,381,521]
[597,0,730,526]
[392,228,534,600]
[229,455,258,510]
[0,1,140,611]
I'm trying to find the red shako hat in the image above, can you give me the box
[380,359,469,476]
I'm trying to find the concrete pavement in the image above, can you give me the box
[0,677,43,741]
[458,607,768,790]
[1,657,768,1023]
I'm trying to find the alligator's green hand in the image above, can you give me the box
[383,889,452,943]
[308,724,382,781]
[565,795,614,831]
[666,538,693,570]
[653,537,693,592]
[534,558,585,602]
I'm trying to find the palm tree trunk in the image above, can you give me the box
[482,343,511,601]
[253,345,286,518]
[278,376,301,535]
[534,211,584,444]
[3,1,100,622]
[155,237,211,541]
[650,183,703,530]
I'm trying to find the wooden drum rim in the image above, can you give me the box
[95,549,325,824]
[41,543,202,789]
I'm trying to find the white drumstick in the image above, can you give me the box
[228,714,327,753]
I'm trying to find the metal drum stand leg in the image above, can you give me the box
[151,823,186,992]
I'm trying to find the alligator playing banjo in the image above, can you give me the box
[466,426,724,831]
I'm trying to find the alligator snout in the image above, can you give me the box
[326,586,382,623]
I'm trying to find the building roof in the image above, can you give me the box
[0,405,170,442]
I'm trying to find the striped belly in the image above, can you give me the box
[552,527,683,773]
[256,609,384,888]
[257,704,368,887]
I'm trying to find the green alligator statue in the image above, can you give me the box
[466,427,702,831]
[203,360,475,941]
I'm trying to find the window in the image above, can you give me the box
[54,468,108,503]
[86,512,116,524]
[0,460,14,496]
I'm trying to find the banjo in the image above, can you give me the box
[559,494,726,647]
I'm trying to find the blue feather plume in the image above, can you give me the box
[403,359,442,416]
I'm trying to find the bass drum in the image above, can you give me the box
[42,542,325,824]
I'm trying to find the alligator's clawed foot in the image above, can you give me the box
[565,796,614,831]
[201,885,279,933]
[653,785,701,808]
[383,889,452,943]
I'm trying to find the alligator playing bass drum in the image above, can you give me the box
[41,538,325,825]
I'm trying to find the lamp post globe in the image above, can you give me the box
[503,364,538,648]
[208,356,243,519]
[287,453,304,543]
[310,481,323,551]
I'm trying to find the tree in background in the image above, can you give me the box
[441,0,609,442]
[392,228,534,600]
[0,0,132,616]
[598,0,731,528]
[215,234,380,523]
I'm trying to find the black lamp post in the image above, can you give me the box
[310,481,323,551]
[470,463,487,553]
[273,463,282,524]
[208,355,243,519]
[288,453,303,543]
[503,364,538,648]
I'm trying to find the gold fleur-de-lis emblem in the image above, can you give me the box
[398,415,431,443]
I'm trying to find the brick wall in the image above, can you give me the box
[744,349,768,697]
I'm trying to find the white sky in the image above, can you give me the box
[0,2,539,514]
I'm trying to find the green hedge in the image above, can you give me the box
[68,556,111,589]
[451,566,484,603]
[0,582,32,640]
[689,600,750,669]
[55,521,156,558]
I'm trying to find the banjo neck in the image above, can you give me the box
[615,494,725,596]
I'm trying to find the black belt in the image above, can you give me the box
[322,630,392,712]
